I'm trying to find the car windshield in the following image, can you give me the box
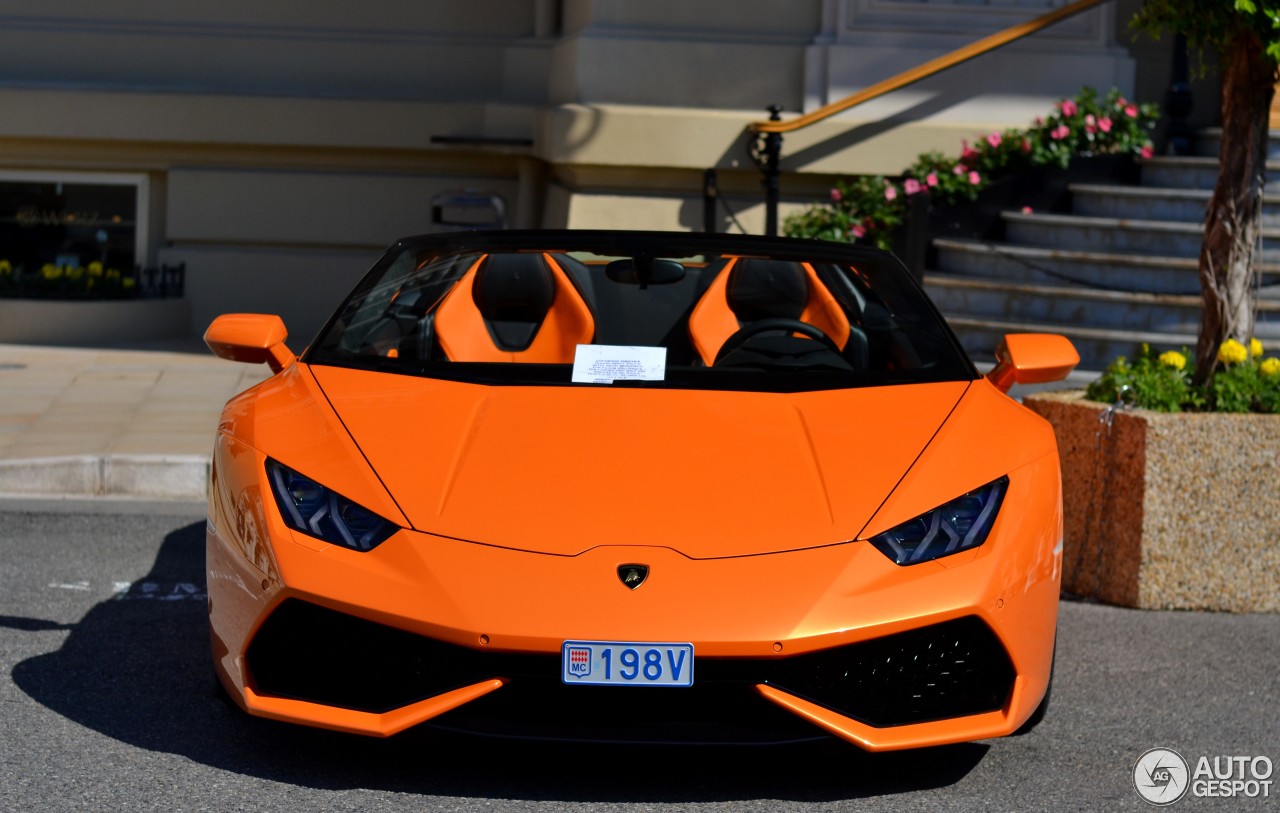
[305,231,975,393]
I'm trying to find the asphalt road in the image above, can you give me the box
[1,499,1276,812]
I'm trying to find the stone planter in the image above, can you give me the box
[1024,391,1280,612]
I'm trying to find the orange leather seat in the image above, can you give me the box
[435,253,594,363]
[687,258,852,366]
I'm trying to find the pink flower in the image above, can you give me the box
[986,132,1002,149]
[1021,206,1034,214]
[968,171,981,185]
[883,183,898,201]
[1140,144,1154,159]
[904,178,922,195]
[1051,125,1070,141]
[1021,138,1032,153]
[1060,100,1078,117]
[1035,116,1045,127]
[829,188,842,202]
[851,224,866,239]
[1125,104,1139,118]
[1099,116,1113,133]
[953,164,967,176]
[961,141,980,163]
[925,172,939,187]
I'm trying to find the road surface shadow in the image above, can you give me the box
[12,520,988,802]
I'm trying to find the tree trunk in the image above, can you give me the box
[1195,28,1276,383]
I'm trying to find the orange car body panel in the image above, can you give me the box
[987,333,1081,393]
[238,680,506,738]
[207,351,1062,749]
[204,313,296,372]
[308,364,970,557]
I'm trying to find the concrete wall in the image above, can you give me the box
[0,0,1162,341]
[0,298,190,345]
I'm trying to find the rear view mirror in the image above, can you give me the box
[205,313,296,373]
[987,333,1079,394]
[605,258,686,286]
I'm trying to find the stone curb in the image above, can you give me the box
[0,454,210,500]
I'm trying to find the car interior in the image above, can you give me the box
[314,242,973,390]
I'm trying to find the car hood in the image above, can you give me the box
[310,366,969,558]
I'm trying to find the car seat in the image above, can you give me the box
[434,252,595,363]
[687,258,866,367]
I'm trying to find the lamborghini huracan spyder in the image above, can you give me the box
[204,230,1077,750]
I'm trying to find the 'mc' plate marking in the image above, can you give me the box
[561,640,694,687]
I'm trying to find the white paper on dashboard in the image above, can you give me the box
[571,344,667,384]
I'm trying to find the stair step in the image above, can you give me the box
[933,277,1280,370]
[931,239,1280,294]
[925,273,1205,335]
[941,315,1200,371]
[1139,156,1280,189]
[1069,183,1280,227]
[1195,128,1280,161]
[1002,211,1280,261]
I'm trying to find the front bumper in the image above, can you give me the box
[208,439,1062,750]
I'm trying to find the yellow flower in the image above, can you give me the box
[1218,338,1248,365]
[41,263,60,280]
[1249,338,1264,359]
[0,260,11,276]
[1262,357,1280,377]
[87,261,104,278]
[1158,350,1187,371]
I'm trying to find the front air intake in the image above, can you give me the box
[245,599,487,713]
[767,616,1016,727]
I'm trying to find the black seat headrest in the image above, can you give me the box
[726,259,808,323]
[472,254,556,351]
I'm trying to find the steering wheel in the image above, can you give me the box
[714,318,842,365]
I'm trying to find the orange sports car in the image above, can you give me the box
[204,230,1078,750]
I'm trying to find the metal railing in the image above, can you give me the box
[743,0,1112,235]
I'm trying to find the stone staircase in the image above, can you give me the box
[925,130,1280,371]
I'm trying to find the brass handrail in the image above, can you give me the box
[749,0,1110,134]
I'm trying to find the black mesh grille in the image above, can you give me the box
[246,599,495,713]
[768,616,1016,727]
[432,678,827,746]
[245,601,1014,735]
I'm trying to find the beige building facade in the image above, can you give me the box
[0,0,1180,341]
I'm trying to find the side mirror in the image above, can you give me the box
[987,333,1079,394]
[204,314,296,373]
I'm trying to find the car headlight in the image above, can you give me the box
[868,476,1008,565]
[266,459,398,551]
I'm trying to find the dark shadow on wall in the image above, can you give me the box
[11,520,989,802]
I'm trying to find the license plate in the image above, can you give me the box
[561,640,694,687]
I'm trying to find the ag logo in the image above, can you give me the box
[1134,748,1190,806]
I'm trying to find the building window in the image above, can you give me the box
[0,171,149,298]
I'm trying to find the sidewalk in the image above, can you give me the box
[0,339,268,500]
